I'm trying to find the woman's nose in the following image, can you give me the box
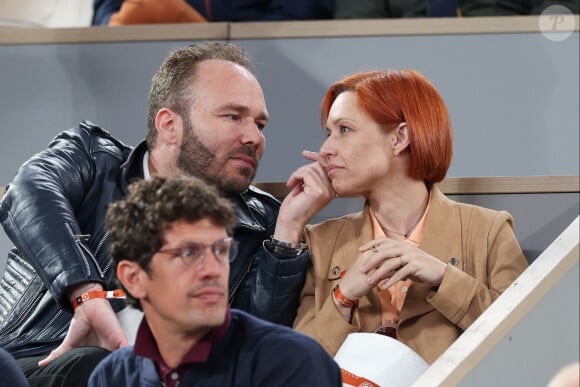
[319,137,335,158]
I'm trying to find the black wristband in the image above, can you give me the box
[263,236,308,256]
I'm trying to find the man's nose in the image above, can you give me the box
[198,248,226,278]
[240,121,265,146]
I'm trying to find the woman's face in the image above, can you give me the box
[320,91,396,196]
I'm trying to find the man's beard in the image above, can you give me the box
[176,119,259,195]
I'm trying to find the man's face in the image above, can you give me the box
[139,219,230,336]
[176,60,269,194]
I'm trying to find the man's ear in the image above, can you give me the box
[116,260,147,299]
[155,108,182,146]
[392,122,410,156]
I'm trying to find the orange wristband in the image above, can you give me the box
[72,289,126,309]
[341,368,380,387]
[333,284,358,308]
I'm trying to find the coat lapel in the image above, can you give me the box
[325,209,374,280]
[400,186,463,322]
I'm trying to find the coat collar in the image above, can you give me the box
[119,140,148,195]
[342,187,463,323]
[400,186,463,322]
[340,186,462,262]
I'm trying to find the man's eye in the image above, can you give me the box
[213,243,228,256]
[180,248,194,258]
[182,245,202,258]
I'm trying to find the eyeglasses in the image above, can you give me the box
[157,237,238,266]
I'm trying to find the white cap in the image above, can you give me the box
[334,333,429,387]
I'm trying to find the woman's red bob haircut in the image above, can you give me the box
[320,69,453,185]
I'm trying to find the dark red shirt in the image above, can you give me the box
[133,308,231,387]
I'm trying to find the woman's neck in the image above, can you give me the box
[368,180,429,239]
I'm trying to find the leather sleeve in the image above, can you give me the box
[231,187,310,327]
[0,124,117,309]
[251,247,310,326]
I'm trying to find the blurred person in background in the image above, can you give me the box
[92,0,335,25]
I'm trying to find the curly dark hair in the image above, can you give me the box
[146,41,254,149]
[105,175,236,309]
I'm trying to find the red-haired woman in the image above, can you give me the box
[289,69,528,364]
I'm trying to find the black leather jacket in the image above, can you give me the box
[0,122,309,358]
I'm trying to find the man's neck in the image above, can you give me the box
[148,147,182,178]
[149,322,210,369]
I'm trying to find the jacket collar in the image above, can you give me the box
[232,189,267,232]
[333,186,461,265]
[119,140,148,195]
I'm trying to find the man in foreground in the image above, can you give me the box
[88,175,341,386]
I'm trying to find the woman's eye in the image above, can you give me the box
[340,126,351,134]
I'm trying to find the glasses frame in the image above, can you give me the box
[157,236,238,266]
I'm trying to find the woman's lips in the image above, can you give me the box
[324,165,341,177]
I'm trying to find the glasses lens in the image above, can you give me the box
[181,242,205,265]
[228,241,238,262]
[212,239,230,260]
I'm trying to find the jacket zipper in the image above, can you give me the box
[0,284,44,334]
[65,223,92,277]
[228,254,255,304]
[94,231,111,275]
[36,309,67,338]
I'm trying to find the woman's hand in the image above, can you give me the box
[274,151,335,243]
[357,237,447,290]
[336,249,383,301]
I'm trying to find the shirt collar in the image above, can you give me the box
[369,190,432,247]
[134,307,231,369]
[142,150,151,180]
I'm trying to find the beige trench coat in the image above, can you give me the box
[294,186,528,364]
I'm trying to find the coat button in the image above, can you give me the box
[332,266,340,275]
[449,257,458,266]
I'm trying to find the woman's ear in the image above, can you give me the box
[155,108,182,146]
[392,122,410,156]
[116,260,146,299]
